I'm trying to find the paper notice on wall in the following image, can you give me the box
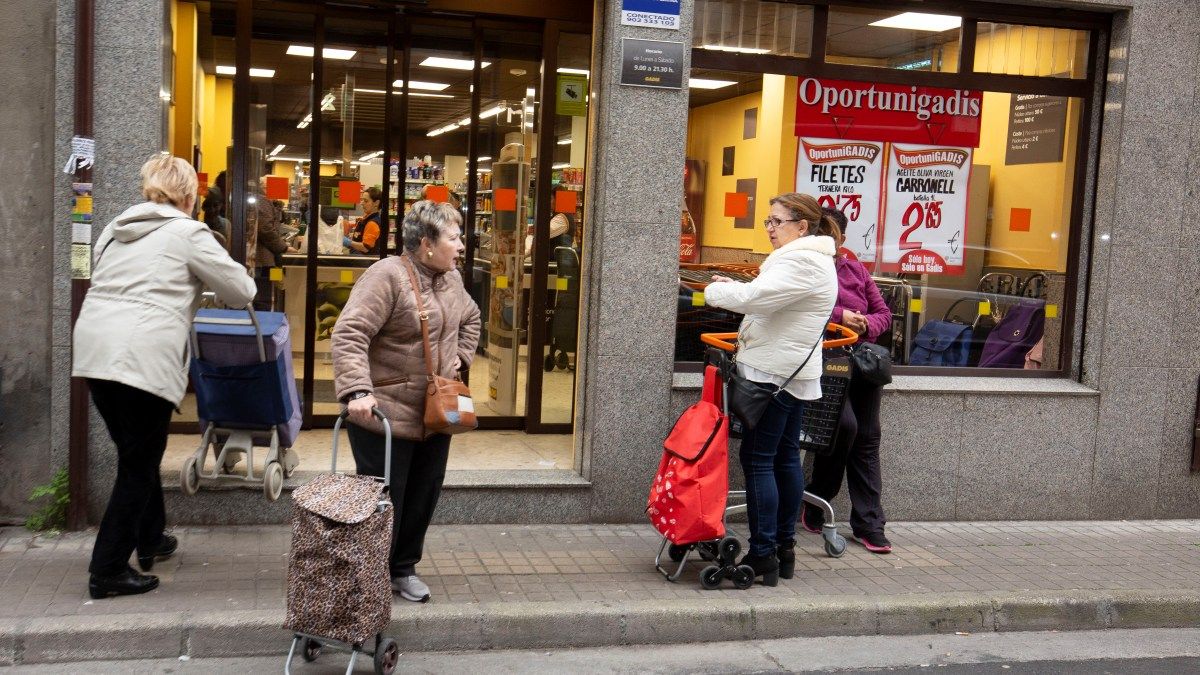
[879,143,973,276]
[795,138,884,265]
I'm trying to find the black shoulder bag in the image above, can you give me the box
[723,314,830,432]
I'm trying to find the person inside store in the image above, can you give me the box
[200,170,230,248]
[332,199,481,603]
[803,207,894,554]
[72,154,257,599]
[346,186,383,255]
[250,176,289,309]
[703,193,839,586]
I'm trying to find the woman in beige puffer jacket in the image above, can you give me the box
[331,200,480,603]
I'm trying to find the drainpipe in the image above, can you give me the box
[67,0,94,531]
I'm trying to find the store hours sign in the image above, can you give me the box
[795,138,884,264]
[879,144,973,275]
[619,38,684,89]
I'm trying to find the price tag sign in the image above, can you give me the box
[880,143,973,276]
[795,138,884,265]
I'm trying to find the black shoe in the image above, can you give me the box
[800,506,824,535]
[851,531,893,554]
[738,551,779,587]
[89,567,159,599]
[137,533,178,572]
[775,540,796,580]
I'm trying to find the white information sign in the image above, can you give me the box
[795,137,884,265]
[880,143,973,275]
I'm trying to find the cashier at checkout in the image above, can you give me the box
[345,187,382,255]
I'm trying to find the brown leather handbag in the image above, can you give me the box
[402,257,478,435]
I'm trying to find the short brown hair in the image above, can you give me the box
[768,192,842,242]
[141,153,198,208]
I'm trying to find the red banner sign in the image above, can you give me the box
[795,78,983,148]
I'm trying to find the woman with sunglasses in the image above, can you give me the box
[704,193,840,585]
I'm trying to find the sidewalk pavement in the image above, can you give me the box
[2,520,1200,665]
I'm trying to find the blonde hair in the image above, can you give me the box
[141,153,198,208]
[768,193,842,242]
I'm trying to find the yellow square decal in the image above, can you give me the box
[556,277,569,291]
[1045,304,1059,318]
[496,275,509,289]
[978,300,990,316]
[909,298,923,313]
[692,292,705,307]
[269,267,283,282]
[339,270,354,283]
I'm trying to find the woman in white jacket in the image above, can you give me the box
[73,154,256,599]
[704,192,840,586]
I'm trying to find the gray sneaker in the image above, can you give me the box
[391,575,430,603]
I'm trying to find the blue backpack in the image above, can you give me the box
[909,320,973,367]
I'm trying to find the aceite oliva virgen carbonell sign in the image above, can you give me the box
[793,77,982,276]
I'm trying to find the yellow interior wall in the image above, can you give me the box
[172,1,197,161]
[272,161,298,182]
[319,164,338,177]
[200,75,233,181]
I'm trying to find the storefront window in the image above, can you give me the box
[678,4,1095,376]
[827,6,962,73]
[693,0,812,57]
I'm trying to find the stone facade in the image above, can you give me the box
[5,0,1196,523]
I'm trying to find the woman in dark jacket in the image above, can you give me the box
[803,208,894,553]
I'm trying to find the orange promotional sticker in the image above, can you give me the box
[554,189,578,213]
[338,180,361,204]
[494,188,518,212]
[724,192,749,219]
[1009,207,1032,232]
[265,176,290,200]
[425,184,449,203]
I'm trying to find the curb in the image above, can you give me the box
[3,590,1200,665]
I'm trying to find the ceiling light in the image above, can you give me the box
[420,56,492,70]
[392,79,451,91]
[457,118,471,126]
[524,105,535,114]
[287,45,357,60]
[688,78,737,89]
[320,93,336,111]
[701,44,770,54]
[358,150,383,162]
[297,114,312,129]
[477,156,492,162]
[479,104,506,119]
[557,67,589,76]
[869,12,962,31]
[354,88,386,94]
[476,168,491,173]
[353,88,454,98]
[216,65,236,75]
[552,163,569,169]
[557,138,571,145]
[526,87,536,98]
[427,124,460,137]
[269,144,286,156]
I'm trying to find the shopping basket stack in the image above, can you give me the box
[182,306,301,501]
[284,410,398,675]
[649,325,856,589]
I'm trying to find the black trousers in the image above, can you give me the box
[87,379,174,576]
[808,374,887,537]
[346,423,451,578]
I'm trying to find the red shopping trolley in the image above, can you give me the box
[650,324,858,589]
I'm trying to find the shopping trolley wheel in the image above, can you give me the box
[668,544,689,563]
[544,354,556,371]
[824,534,847,558]
[556,351,569,370]
[699,565,724,590]
[302,637,321,662]
[696,541,719,562]
[717,536,741,566]
[374,637,399,675]
[731,564,755,590]
[264,462,284,501]
[181,457,200,496]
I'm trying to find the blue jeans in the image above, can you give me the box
[739,390,806,556]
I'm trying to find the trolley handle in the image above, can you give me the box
[190,302,269,363]
[701,322,859,352]
[331,408,392,490]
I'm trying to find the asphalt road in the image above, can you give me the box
[8,628,1200,674]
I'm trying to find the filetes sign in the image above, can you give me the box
[795,78,983,148]
[795,138,884,264]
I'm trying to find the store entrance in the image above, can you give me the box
[177,3,591,447]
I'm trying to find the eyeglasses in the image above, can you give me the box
[763,217,801,230]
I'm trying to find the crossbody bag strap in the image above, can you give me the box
[401,257,438,379]
[776,308,837,391]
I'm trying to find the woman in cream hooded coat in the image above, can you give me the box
[73,154,256,599]
[704,192,840,587]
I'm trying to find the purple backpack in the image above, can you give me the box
[977,300,1045,369]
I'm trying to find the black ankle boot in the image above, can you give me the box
[89,567,159,599]
[738,551,779,587]
[137,533,178,572]
[776,540,796,580]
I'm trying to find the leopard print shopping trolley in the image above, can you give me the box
[284,410,399,675]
